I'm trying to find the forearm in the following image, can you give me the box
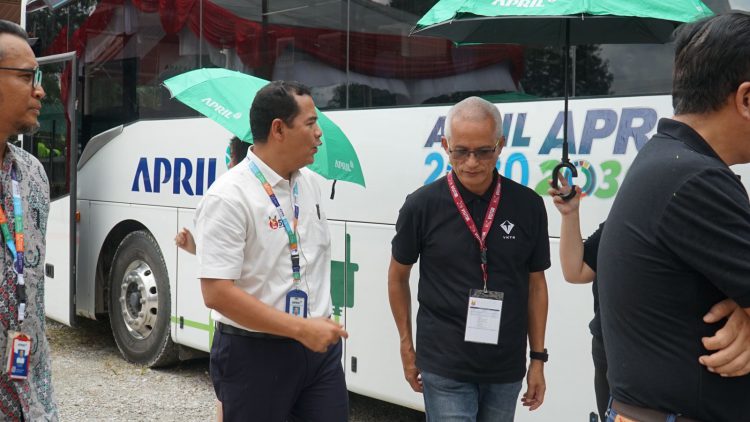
[559,211,589,283]
[528,272,549,352]
[388,259,415,350]
[201,279,304,338]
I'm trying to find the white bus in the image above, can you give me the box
[20,0,749,420]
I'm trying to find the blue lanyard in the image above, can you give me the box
[248,160,301,285]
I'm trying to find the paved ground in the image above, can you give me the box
[48,318,425,421]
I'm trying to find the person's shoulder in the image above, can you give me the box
[9,144,47,183]
[411,175,447,198]
[10,143,41,166]
[402,176,448,207]
[203,164,252,202]
[500,176,543,205]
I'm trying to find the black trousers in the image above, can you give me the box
[210,327,348,422]
[592,334,610,422]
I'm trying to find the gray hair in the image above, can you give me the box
[444,96,503,141]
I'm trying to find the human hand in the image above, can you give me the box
[399,346,423,393]
[700,299,750,377]
[175,227,196,255]
[297,317,348,353]
[521,361,545,411]
[547,174,582,215]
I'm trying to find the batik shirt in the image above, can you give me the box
[0,143,57,421]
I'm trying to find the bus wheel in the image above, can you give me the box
[108,230,178,367]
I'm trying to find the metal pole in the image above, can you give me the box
[562,20,570,164]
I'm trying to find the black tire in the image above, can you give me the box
[108,230,178,367]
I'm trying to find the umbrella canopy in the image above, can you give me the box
[413,0,714,45]
[412,0,712,197]
[163,68,366,187]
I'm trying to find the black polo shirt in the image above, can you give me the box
[598,118,750,421]
[583,223,604,339]
[392,170,550,383]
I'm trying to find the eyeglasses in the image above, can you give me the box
[447,140,501,161]
[0,66,43,88]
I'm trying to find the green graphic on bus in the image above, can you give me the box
[331,233,358,321]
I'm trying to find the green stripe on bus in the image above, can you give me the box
[171,316,211,331]
[171,315,215,347]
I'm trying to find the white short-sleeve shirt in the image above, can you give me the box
[195,150,332,330]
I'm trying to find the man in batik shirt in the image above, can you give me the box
[0,20,57,421]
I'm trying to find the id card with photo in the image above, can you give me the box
[4,331,32,381]
[285,289,308,318]
[465,289,504,345]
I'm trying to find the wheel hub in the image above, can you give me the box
[118,260,159,340]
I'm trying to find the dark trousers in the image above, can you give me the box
[592,335,610,422]
[210,328,348,422]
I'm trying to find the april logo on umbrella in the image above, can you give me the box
[201,97,242,120]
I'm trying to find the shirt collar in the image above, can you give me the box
[246,149,299,188]
[1,143,17,174]
[657,118,723,162]
[451,169,499,203]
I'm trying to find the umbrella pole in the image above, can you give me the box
[551,19,578,202]
[562,19,570,165]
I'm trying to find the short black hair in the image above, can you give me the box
[249,80,312,143]
[673,13,750,114]
[0,20,30,61]
[229,136,250,165]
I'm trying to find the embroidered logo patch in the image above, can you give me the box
[499,220,516,239]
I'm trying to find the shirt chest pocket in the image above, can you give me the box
[297,206,330,254]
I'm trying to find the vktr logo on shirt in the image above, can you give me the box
[268,216,281,230]
[500,220,516,240]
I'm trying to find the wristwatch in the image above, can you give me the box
[529,348,549,362]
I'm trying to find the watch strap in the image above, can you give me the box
[530,348,548,362]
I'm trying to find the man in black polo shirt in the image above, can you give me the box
[598,13,750,422]
[389,96,550,421]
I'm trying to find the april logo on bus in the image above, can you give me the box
[131,157,217,196]
[268,216,281,230]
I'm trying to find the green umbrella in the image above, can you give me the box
[413,0,714,45]
[163,68,366,188]
[413,0,713,197]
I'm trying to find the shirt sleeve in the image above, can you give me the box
[391,193,422,265]
[195,194,250,281]
[529,194,551,272]
[583,222,605,272]
[658,168,750,307]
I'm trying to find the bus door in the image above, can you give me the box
[23,52,78,326]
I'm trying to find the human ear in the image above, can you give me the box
[271,118,284,138]
[734,81,750,121]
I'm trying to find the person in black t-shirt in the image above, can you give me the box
[599,13,750,422]
[389,96,550,421]
[548,177,608,422]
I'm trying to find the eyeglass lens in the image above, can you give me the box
[34,68,42,88]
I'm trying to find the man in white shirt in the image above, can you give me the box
[196,81,348,421]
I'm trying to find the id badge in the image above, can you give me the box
[4,331,31,381]
[465,289,504,345]
[285,289,308,318]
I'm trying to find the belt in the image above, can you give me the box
[611,399,701,422]
[216,322,290,341]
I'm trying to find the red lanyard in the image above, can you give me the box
[447,172,502,291]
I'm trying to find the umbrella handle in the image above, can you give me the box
[551,161,578,202]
